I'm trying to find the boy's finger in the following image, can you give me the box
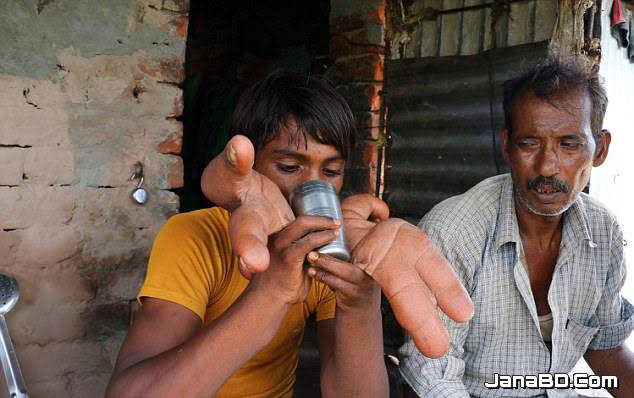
[201,135,255,210]
[275,216,340,248]
[308,267,356,293]
[307,252,362,284]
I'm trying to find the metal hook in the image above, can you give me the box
[129,162,148,205]
[129,162,144,181]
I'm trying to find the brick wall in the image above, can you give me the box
[329,0,387,196]
[0,1,187,396]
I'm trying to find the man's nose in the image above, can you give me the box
[535,144,560,177]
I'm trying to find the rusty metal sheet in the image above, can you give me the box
[383,41,549,220]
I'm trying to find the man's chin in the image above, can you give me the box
[517,192,573,217]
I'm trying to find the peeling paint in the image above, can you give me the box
[0,1,186,80]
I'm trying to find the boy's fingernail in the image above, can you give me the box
[307,251,319,262]
[227,143,237,165]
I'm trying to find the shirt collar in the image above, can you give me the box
[493,174,594,249]
[494,175,521,248]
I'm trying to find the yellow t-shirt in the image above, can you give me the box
[138,207,336,397]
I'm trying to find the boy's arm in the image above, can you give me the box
[106,216,340,397]
[106,289,290,397]
[311,253,388,398]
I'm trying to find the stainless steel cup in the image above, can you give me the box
[290,180,351,262]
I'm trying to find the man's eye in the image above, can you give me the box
[276,164,299,173]
[517,140,538,149]
[561,141,582,149]
[323,168,343,177]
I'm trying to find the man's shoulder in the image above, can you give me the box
[422,174,507,235]
[578,193,620,237]
[579,193,618,223]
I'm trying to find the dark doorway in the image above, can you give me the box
[179,0,332,212]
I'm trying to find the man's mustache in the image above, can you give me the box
[527,175,569,193]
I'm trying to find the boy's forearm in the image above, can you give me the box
[107,284,290,398]
[324,289,389,398]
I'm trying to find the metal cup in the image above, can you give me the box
[290,180,351,262]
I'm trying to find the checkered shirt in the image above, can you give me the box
[398,174,634,398]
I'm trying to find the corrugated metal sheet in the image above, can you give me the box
[393,0,556,59]
[383,41,549,220]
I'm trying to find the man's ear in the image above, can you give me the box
[593,129,611,167]
[500,128,511,163]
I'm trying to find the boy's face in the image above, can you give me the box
[253,121,346,202]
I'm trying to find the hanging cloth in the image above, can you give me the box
[611,0,631,47]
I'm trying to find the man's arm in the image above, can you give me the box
[583,220,634,398]
[585,345,634,397]
[310,253,389,398]
[106,215,340,397]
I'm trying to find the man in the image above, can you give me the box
[399,55,634,398]
[106,72,390,397]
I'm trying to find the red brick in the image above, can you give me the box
[157,133,183,154]
[362,140,379,167]
[358,126,383,140]
[174,15,188,37]
[165,154,184,189]
[138,56,185,84]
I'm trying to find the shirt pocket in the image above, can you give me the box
[557,317,599,371]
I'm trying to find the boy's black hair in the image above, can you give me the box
[503,53,608,139]
[231,70,356,159]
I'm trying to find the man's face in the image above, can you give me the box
[253,122,346,202]
[501,90,609,216]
